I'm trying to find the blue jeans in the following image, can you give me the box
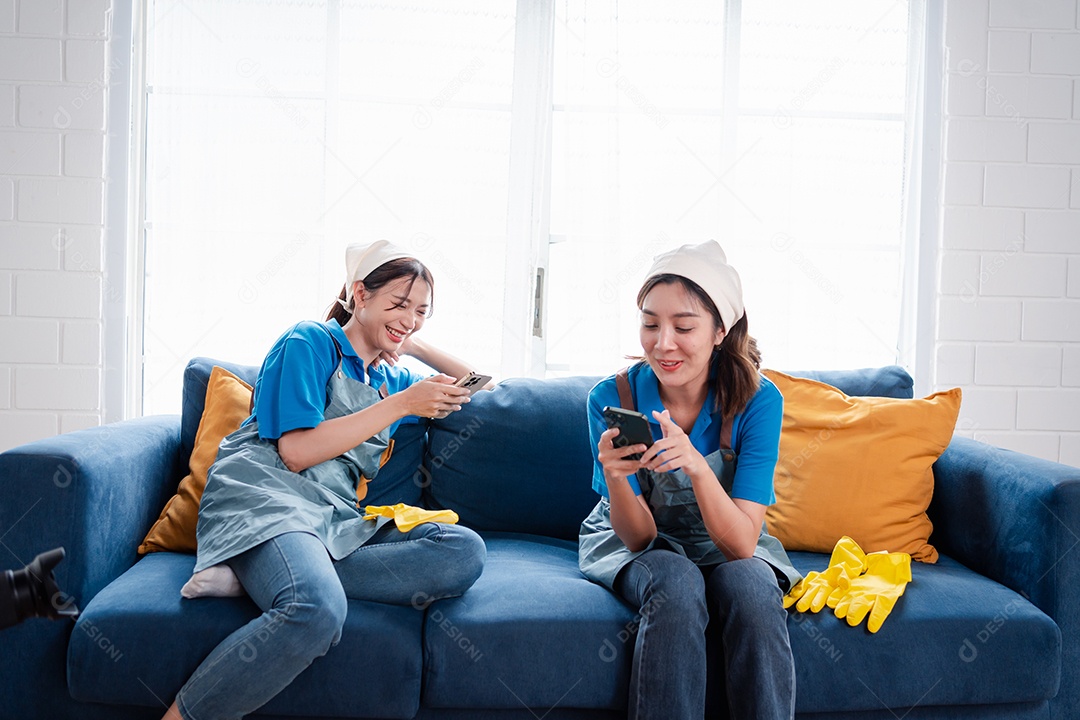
[614,549,795,720]
[175,522,485,720]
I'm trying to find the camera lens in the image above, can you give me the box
[0,548,78,632]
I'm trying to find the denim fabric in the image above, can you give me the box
[176,532,348,720]
[173,525,484,720]
[613,550,794,720]
[335,520,486,604]
[614,549,708,720]
[704,558,796,720]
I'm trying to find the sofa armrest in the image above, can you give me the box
[930,436,1080,719]
[0,415,183,607]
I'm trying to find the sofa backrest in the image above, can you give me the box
[782,366,914,400]
[424,376,602,540]
[182,358,915,541]
[423,365,915,540]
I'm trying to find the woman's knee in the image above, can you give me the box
[619,550,707,618]
[706,558,785,627]
[279,581,348,651]
[268,557,348,650]
[436,524,486,591]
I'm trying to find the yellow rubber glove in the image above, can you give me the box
[363,503,459,532]
[832,551,912,633]
[783,536,867,613]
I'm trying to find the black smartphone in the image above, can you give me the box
[602,406,655,461]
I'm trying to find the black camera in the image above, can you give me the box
[0,547,79,631]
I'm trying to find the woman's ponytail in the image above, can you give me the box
[711,313,761,419]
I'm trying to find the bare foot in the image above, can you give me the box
[161,700,183,720]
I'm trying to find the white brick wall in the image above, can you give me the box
[0,0,110,451]
[941,0,1080,465]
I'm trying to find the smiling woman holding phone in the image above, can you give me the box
[579,240,802,720]
[162,240,487,720]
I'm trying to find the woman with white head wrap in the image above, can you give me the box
[579,240,800,720]
[163,241,488,720]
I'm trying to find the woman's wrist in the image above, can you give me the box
[381,389,411,422]
[684,456,714,485]
[604,467,637,488]
[403,335,429,364]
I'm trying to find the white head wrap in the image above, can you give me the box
[644,240,745,330]
[341,240,416,308]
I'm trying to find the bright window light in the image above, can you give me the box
[141,0,917,414]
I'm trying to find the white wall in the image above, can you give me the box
[0,0,110,451]
[940,0,1080,465]
[0,0,1077,466]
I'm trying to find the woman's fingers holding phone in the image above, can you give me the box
[404,376,471,418]
[598,428,646,469]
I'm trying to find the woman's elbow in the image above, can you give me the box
[276,436,308,473]
[621,528,657,553]
[279,452,306,474]
[715,535,757,561]
[731,546,756,561]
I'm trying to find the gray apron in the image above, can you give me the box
[194,333,394,573]
[579,368,801,593]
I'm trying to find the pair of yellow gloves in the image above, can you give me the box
[363,503,459,532]
[783,536,912,634]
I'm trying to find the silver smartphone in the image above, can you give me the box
[453,372,492,395]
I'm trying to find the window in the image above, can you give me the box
[140,0,923,414]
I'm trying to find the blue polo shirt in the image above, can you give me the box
[249,318,426,440]
[587,362,783,506]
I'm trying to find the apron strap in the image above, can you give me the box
[615,367,634,410]
[323,322,378,392]
[720,416,733,451]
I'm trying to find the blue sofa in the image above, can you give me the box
[1,359,1077,720]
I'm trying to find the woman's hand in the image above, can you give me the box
[598,427,657,551]
[372,334,416,368]
[597,427,648,480]
[640,409,710,478]
[397,374,471,419]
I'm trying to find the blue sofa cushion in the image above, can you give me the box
[421,539,1059,713]
[422,532,636,710]
[785,551,1060,713]
[180,356,425,506]
[67,552,425,719]
[425,377,602,539]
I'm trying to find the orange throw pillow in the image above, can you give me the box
[138,366,253,554]
[762,370,961,564]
